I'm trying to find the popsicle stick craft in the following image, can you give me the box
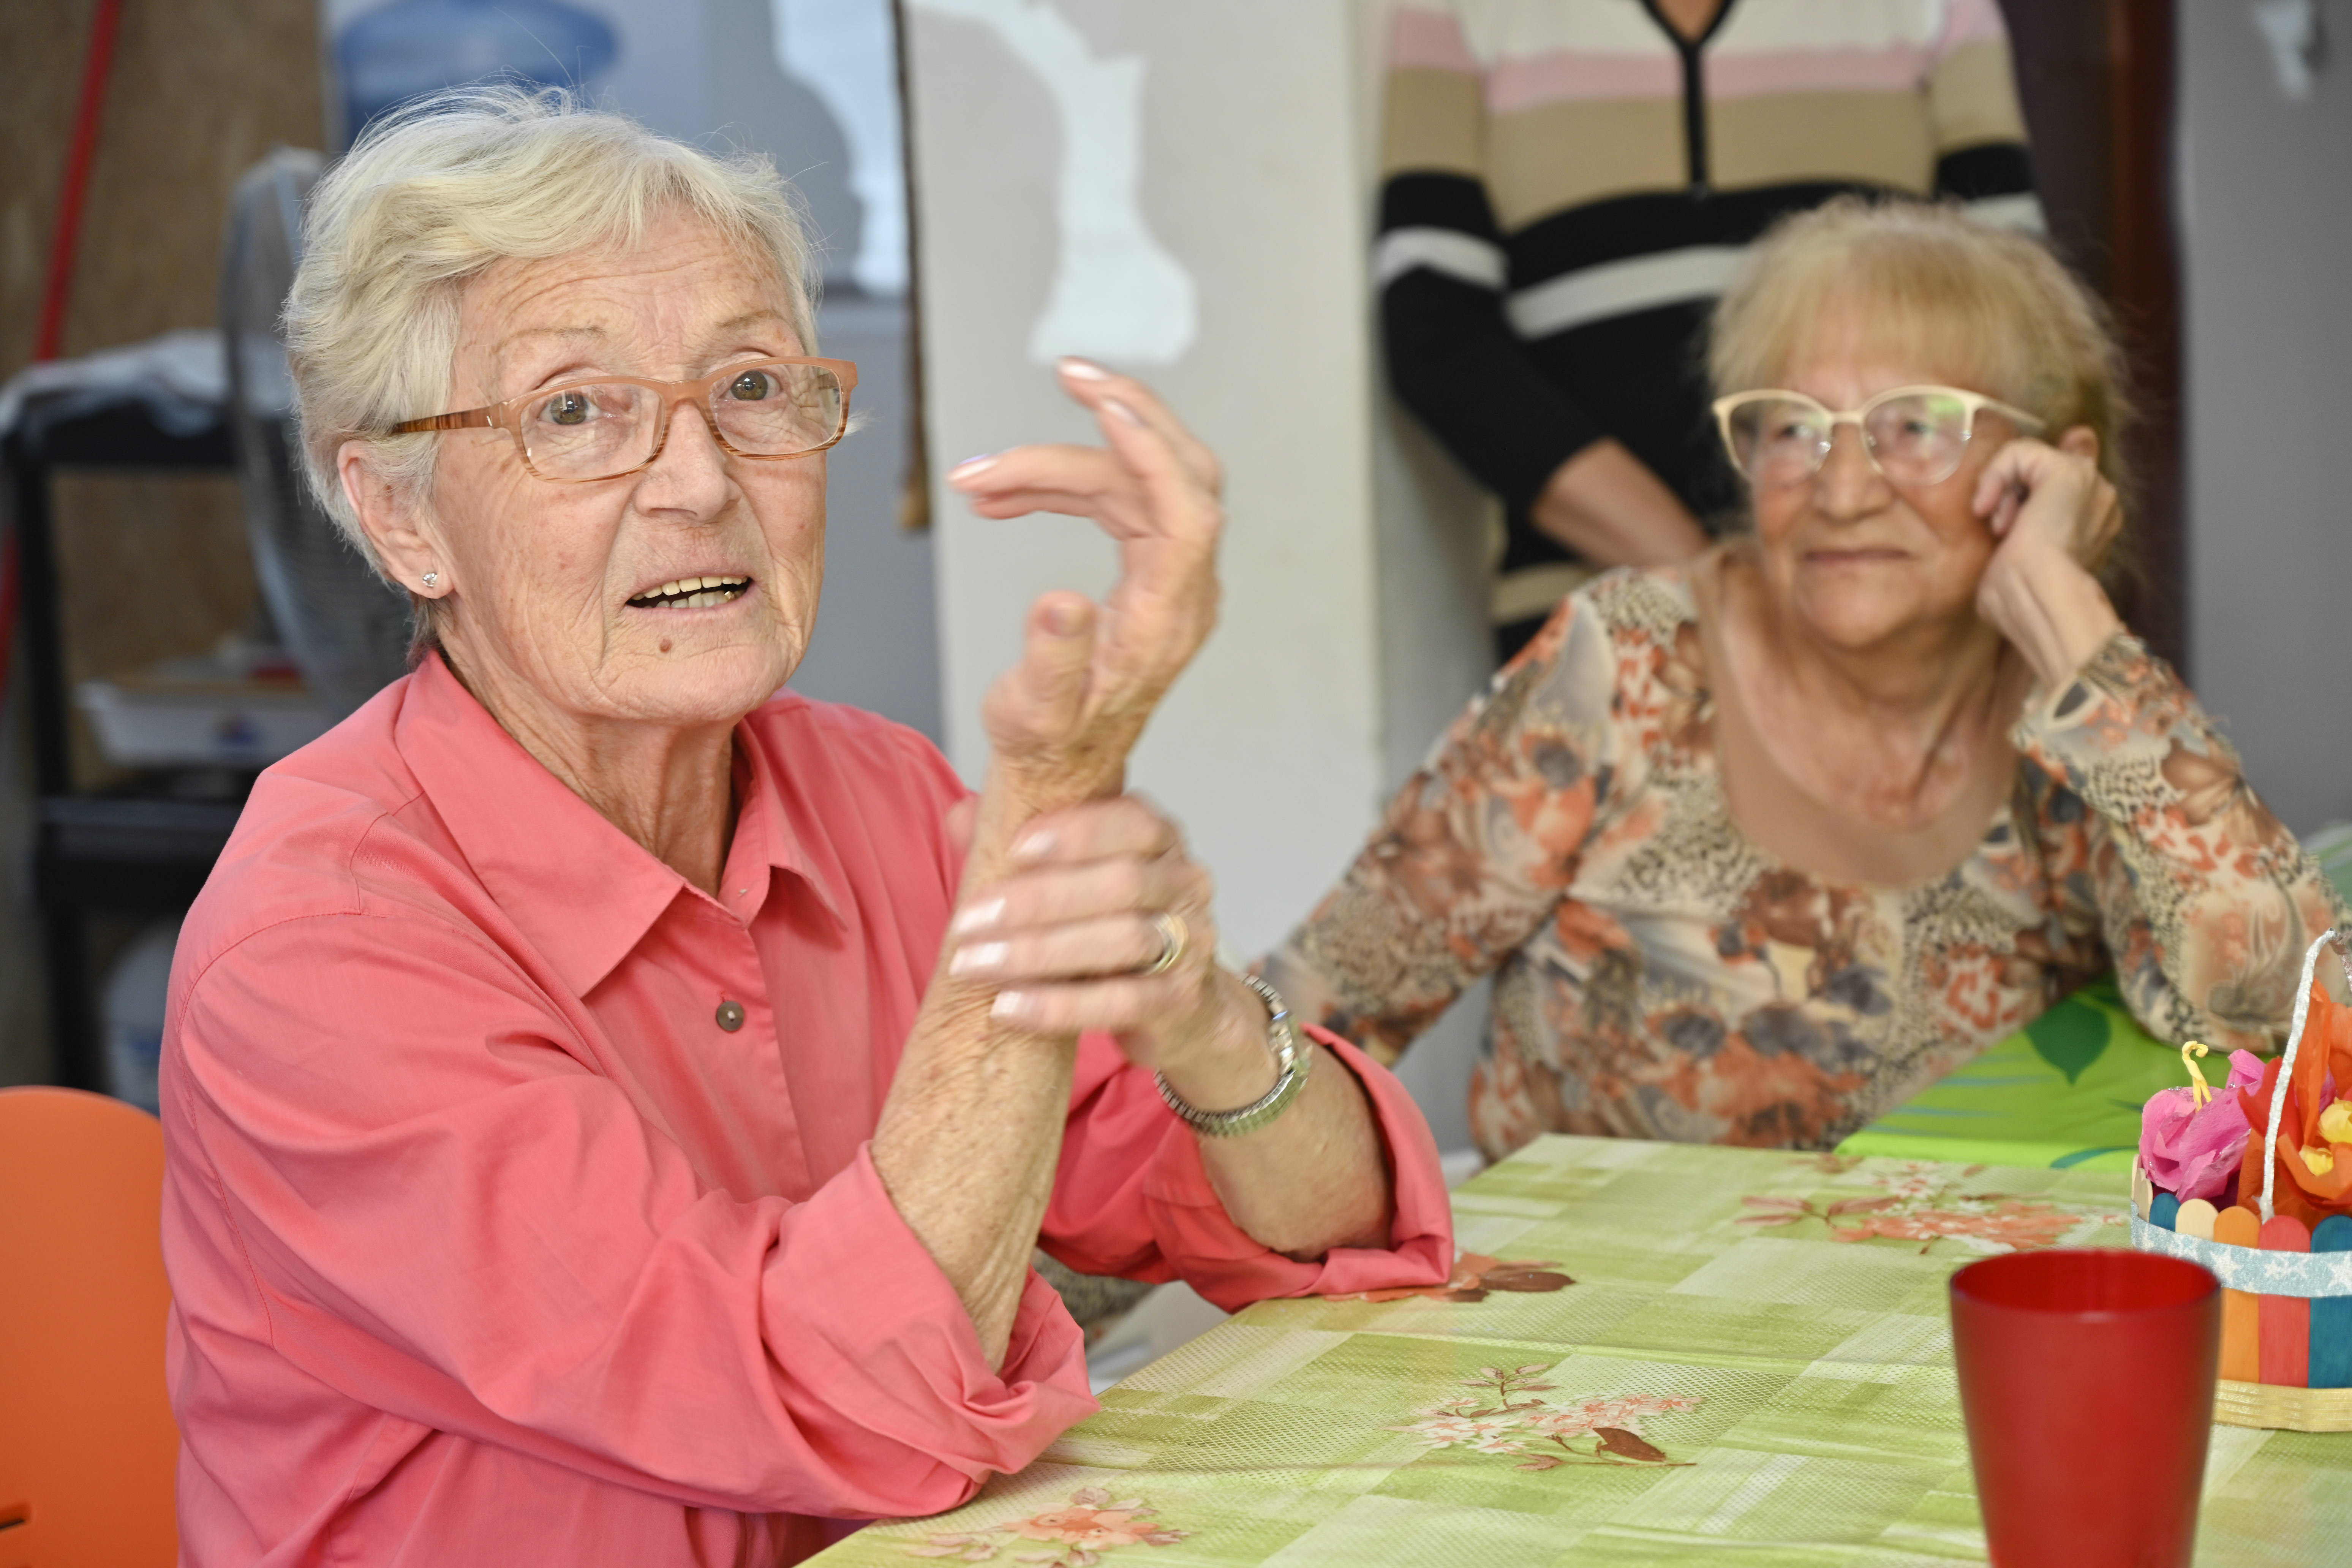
[2213,1204,2262,1385]
[2259,1214,2313,1389]
[2316,1215,2352,1390]
[2131,931,2352,1429]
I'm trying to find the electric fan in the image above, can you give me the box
[218,147,411,719]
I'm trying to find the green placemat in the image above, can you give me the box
[2301,820,2352,907]
[1837,980,2184,1173]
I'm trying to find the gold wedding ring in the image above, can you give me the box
[1143,910,1188,976]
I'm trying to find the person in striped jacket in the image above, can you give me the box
[1378,0,2042,660]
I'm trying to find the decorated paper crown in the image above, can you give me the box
[2134,929,2352,1312]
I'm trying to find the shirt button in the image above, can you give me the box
[715,1000,746,1032]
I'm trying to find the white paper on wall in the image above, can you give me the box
[908,0,1196,364]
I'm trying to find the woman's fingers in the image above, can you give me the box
[1056,359,1224,495]
[944,793,1215,994]
[955,367,1225,804]
[948,413,1220,555]
[1973,437,2115,561]
[990,971,1204,1035]
[948,444,1141,525]
[1971,438,2044,520]
[1010,795,1183,866]
[952,852,1203,939]
[949,910,1179,982]
[1087,390,1222,553]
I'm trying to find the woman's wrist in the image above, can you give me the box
[1149,969,1282,1113]
[1982,532,2123,692]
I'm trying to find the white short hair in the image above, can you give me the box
[286,85,819,574]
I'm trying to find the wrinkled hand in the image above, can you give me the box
[942,794,1262,1078]
[948,362,1223,830]
[1972,435,2125,689]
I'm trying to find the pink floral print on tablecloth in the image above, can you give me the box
[1391,1366,1702,1472]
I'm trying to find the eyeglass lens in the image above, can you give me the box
[520,362,846,480]
[1724,391,1976,488]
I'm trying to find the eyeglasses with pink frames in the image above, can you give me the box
[391,357,858,483]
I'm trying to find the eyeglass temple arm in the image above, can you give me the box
[390,408,498,434]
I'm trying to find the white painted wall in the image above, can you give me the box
[791,295,944,741]
[905,0,1389,964]
[2180,1,2352,833]
[321,0,891,292]
[904,0,1491,1149]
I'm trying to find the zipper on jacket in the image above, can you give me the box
[1639,0,1739,195]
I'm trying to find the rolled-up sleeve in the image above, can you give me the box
[167,912,1093,1523]
[1038,1028,1454,1310]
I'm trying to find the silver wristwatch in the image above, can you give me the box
[1153,971,1312,1138]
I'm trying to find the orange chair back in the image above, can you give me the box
[0,1087,177,1568]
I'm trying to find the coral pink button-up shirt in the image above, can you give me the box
[158,654,1452,1568]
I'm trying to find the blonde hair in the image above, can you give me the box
[286,85,817,584]
[1708,198,2133,506]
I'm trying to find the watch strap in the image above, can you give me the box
[1153,971,1312,1138]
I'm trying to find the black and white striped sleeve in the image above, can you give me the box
[1927,0,2044,232]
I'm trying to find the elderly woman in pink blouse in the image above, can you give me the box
[158,90,1449,1566]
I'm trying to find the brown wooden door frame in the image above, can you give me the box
[2001,0,2185,672]
[2107,0,2184,673]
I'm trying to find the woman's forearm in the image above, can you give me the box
[2015,631,2343,1050]
[874,361,1226,1366]
[1160,972,1393,1257]
[1530,439,1710,569]
[868,981,1073,1368]
[869,760,1125,1367]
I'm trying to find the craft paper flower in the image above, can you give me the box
[2231,980,2352,1225]
[2138,1048,2265,1202]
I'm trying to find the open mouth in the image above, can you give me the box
[626,575,752,609]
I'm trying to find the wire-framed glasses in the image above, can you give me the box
[391,357,858,483]
[1711,384,2046,490]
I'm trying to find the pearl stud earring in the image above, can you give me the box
[421,572,439,588]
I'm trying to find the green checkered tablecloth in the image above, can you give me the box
[812,1137,2352,1567]
[1836,980,2186,1173]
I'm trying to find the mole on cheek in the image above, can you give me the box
[659,639,673,654]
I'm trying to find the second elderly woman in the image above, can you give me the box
[1271,198,2342,1157]
[158,89,1450,1567]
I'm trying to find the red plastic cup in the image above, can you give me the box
[1949,1249,2219,1568]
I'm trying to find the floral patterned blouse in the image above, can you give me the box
[1268,569,2343,1158]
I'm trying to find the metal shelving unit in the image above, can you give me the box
[4,393,247,1090]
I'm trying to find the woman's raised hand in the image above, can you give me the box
[1971,430,2126,691]
[947,362,1223,823]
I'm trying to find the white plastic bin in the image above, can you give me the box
[77,675,330,768]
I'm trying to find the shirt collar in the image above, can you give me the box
[395,654,844,998]
[719,698,848,932]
